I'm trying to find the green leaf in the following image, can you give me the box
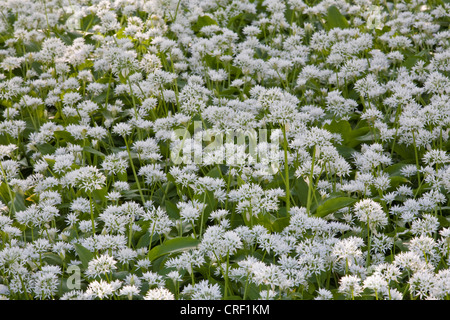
[206,166,222,179]
[257,213,290,233]
[355,131,378,142]
[12,191,27,213]
[54,130,75,144]
[192,15,218,33]
[165,200,180,220]
[335,145,357,159]
[384,163,408,177]
[147,237,200,262]
[325,5,349,30]
[393,144,416,161]
[80,14,99,32]
[323,120,370,148]
[136,230,150,249]
[36,143,56,155]
[292,178,309,207]
[389,176,411,190]
[245,282,261,300]
[314,197,357,218]
[112,271,131,280]
[271,216,290,232]
[42,252,63,266]
[437,215,450,228]
[394,239,408,252]
[403,55,420,70]
[193,190,215,224]
[323,120,352,142]
[73,243,94,269]
[0,184,26,214]
[83,146,105,158]
[347,127,371,147]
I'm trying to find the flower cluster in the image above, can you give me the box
[0,0,449,300]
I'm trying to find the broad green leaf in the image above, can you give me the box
[335,145,357,159]
[206,166,222,178]
[272,216,290,232]
[384,163,409,177]
[54,130,75,144]
[0,184,26,214]
[256,213,282,232]
[246,282,261,300]
[437,215,450,228]
[36,143,56,155]
[81,14,99,32]
[193,15,218,33]
[347,127,371,146]
[12,191,27,213]
[43,157,56,168]
[227,12,256,31]
[92,187,108,203]
[291,177,321,208]
[323,120,352,147]
[389,176,411,190]
[136,231,151,249]
[394,239,408,252]
[393,144,416,161]
[43,252,63,266]
[292,178,309,207]
[314,197,357,218]
[112,271,130,280]
[355,131,378,142]
[83,146,105,158]
[323,119,352,138]
[323,120,370,148]
[165,200,180,220]
[404,55,421,69]
[325,5,349,30]
[73,243,94,269]
[147,237,200,261]
[194,190,215,222]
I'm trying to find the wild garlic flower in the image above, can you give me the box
[144,287,174,300]
[64,166,107,193]
[353,199,388,231]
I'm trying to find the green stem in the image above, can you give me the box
[0,161,16,217]
[306,145,316,215]
[198,192,207,238]
[89,193,96,235]
[282,125,290,214]
[124,137,146,204]
[412,130,421,187]
[128,216,134,248]
[147,221,156,260]
[366,224,371,268]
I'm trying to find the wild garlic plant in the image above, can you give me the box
[0,0,449,300]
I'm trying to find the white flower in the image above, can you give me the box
[86,280,115,300]
[353,199,388,231]
[183,280,222,300]
[177,199,206,225]
[338,275,363,299]
[112,123,132,137]
[86,254,117,278]
[315,288,333,300]
[363,273,388,297]
[409,271,436,300]
[119,285,140,300]
[64,166,106,193]
[144,287,174,300]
